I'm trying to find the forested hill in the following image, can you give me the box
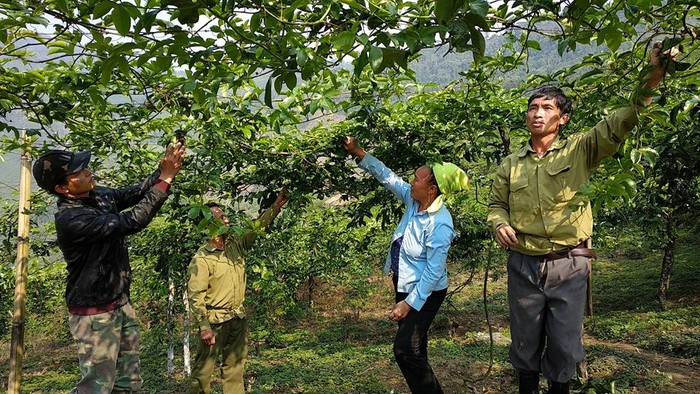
[411,31,606,87]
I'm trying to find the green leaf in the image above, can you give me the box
[638,147,658,167]
[250,12,262,31]
[469,26,485,64]
[193,88,205,104]
[469,0,489,18]
[274,73,284,94]
[100,56,119,84]
[153,56,172,73]
[284,72,297,91]
[662,37,683,51]
[332,31,356,52]
[296,49,308,67]
[630,148,641,164]
[54,0,69,13]
[112,5,131,36]
[674,62,691,72]
[183,79,197,92]
[117,56,130,75]
[526,40,541,50]
[353,51,369,77]
[187,206,201,219]
[241,125,253,139]
[369,46,383,72]
[435,0,464,24]
[264,75,273,108]
[138,10,158,33]
[381,47,408,70]
[463,12,489,29]
[93,1,114,19]
[601,25,623,52]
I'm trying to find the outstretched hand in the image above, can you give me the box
[159,141,186,183]
[643,41,681,97]
[649,41,680,69]
[342,136,366,159]
[273,188,289,210]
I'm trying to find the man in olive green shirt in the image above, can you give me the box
[487,43,674,394]
[188,191,288,394]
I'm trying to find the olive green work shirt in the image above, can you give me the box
[187,207,279,331]
[487,106,640,256]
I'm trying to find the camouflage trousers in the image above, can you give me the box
[68,303,142,393]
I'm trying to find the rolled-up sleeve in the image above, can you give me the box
[405,222,453,311]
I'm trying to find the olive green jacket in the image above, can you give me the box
[188,207,279,331]
[487,106,640,255]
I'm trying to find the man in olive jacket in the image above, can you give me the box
[487,43,675,394]
[32,142,185,393]
[188,190,288,394]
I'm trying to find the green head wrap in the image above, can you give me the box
[430,162,469,196]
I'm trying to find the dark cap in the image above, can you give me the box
[32,149,91,193]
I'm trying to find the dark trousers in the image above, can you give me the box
[393,276,446,394]
[507,251,589,383]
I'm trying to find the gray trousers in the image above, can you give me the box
[507,250,589,383]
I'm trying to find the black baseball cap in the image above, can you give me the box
[32,149,91,193]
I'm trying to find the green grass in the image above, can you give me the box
[2,231,699,393]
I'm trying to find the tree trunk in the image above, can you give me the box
[497,125,511,156]
[167,277,176,376]
[182,286,191,376]
[308,275,314,307]
[658,211,676,309]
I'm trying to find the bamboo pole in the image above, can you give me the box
[8,130,32,394]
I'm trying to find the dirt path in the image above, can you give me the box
[584,335,699,394]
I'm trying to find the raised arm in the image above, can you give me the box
[343,136,412,205]
[236,189,289,252]
[113,140,186,210]
[642,41,679,105]
[581,42,680,169]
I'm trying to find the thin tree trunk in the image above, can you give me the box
[167,276,176,376]
[497,125,511,156]
[182,286,191,376]
[8,131,31,394]
[308,275,314,307]
[658,211,676,309]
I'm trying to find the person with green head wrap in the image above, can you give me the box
[343,136,467,394]
[430,162,470,197]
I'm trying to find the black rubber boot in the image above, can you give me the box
[547,380,570,394]
[518,370,540,394]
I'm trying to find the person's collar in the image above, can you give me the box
[425,195,444,214]
[518,135,567,157]
[206,238,226,251]
[205,242,221,252]
[57,190,96,207]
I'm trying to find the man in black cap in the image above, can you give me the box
[32,141,185,393]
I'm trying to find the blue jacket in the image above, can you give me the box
[359,154,454,311]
